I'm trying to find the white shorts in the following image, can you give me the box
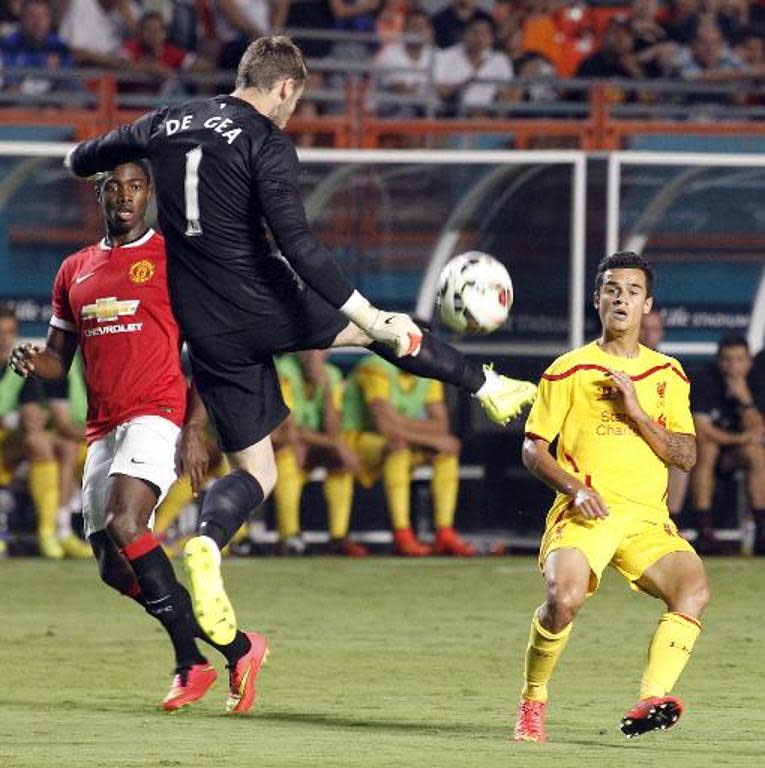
[82,415,181,538]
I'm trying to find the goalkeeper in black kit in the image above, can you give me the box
[67,35,536,687]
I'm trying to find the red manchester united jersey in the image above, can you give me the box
[51,229,187,442]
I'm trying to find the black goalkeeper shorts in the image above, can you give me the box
[186,283,347,453]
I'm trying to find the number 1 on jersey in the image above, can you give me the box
[184,146,203,236]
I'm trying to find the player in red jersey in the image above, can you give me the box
[11,162,267,713]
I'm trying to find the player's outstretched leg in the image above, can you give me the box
[367,332,537,425]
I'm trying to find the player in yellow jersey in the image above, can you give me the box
[512,252,710,742]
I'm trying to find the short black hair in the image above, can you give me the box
[717,333,749,355]
[594,251,654,296]
[0,303,16,321]
[95,159,152,193]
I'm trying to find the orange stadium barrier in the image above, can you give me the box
[3,77,765,150]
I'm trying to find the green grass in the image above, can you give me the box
[1,556,764,767]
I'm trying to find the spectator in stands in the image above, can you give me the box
[342,354,476,557]
[286,0,336,59]
[662,0,701,44]
[575,17,644,80]
[376,0,410,46]
[511,50,558,105]
[372,8,435,117]
[640,308,689,516]
[143,0,206,54]
[689,333,765,554]
[0,304,65,559]
[119,11,211,95]
[431,0,494,49]
[0,0,74,96]
[628,0,678,78]
[272,351,366,557]
[716,0,765,45]
[664,18,747,105]
[58,0,138,67]
[733,25,765,67]
[434,16,514,116]
[215,0,289,69]
[330,0,380,35]
[0,0,22,36]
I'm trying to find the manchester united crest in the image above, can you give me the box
[129,260,155,285]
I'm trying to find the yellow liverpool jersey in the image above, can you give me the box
[525,340,695,520]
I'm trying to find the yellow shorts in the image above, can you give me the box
[539,508,696,595]
[342,431,428,488]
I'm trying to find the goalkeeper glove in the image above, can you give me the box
[340,291,422,357]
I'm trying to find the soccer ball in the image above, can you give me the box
[436,251,513,334]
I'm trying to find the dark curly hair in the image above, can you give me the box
[594,251,654,297]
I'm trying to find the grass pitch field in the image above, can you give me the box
[1,556,763,767]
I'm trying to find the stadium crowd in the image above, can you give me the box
[2,1,765,112]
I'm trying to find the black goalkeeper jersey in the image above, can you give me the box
[70,95,355,340]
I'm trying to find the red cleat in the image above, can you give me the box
[227,631,269,714]
[620,695,684,738]
[434,527,477,557]
[328,537,369,557]
[393,528,432,557]
[513,698,547,743]
[162,663,217,712]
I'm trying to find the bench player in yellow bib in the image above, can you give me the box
[512,252,710,742]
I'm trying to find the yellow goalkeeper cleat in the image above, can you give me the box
[477,365,537,425]
[183,535,237,645]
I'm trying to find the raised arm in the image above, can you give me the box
[254,132,422,356]
[606,369,697,472]
[67,110,161,178]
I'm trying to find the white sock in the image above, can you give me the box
[474,366,500,398]
[56,506,73,538]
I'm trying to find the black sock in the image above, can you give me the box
[198,470,265,550]
[123,533,207,670]
[369,331,485,393]
[175,583,252,665]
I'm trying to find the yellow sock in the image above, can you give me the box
[521,609,573,703]
[431,453,458,529]
[640,612,701,699]
[383,449,411,530]
[29,460,60,538]
[275,447,305,539]
[325,471,354,539]
[155,475,193,536]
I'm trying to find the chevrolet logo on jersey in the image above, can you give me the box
[81,297,140,323]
